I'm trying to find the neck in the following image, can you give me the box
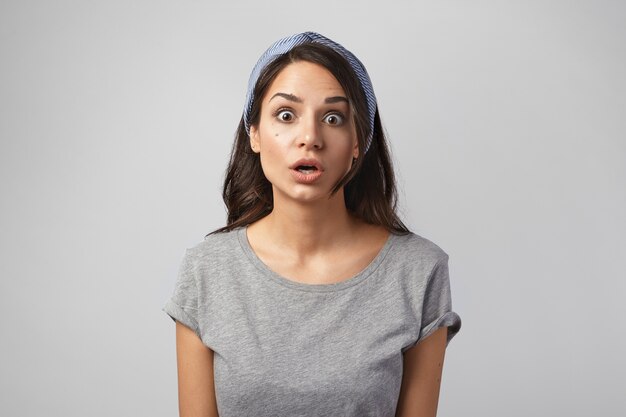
[259,189,357,255]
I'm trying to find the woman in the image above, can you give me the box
[163,31,461,417]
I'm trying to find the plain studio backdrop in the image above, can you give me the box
[1,1,624,416]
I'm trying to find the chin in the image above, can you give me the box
[289,191,329,203]
[272,185,334,205]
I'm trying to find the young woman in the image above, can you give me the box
[163,32,461,417]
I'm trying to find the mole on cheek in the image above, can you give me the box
[274,132,279,137]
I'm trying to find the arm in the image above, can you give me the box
[175,321,219,417]
[395,327,448,417]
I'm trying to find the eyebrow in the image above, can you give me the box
[269,93,302,103]
[269,92,348,104]
[325,96,349,104]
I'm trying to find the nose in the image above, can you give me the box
[297,115,323,150]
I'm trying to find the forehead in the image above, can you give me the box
[264,61,346,100]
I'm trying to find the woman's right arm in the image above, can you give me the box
[175,321,219,417]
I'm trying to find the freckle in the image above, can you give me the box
[275,132,279,137]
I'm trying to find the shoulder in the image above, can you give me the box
[390,231,449,265]
[178,228,251,291]
[184,228,243,265]
[380,231,450,286]
[384,231,451,303]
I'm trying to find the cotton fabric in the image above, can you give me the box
[162,227,461,417]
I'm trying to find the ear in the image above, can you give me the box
[249,125,260,153]
[352,138,359,159]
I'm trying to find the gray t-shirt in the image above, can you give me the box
[162,227,461,417]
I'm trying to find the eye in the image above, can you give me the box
[275,109,295,122]
[323,113,344,126]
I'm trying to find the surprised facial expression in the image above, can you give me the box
[249,61,359,205]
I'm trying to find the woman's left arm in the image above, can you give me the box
[395,326,449,417]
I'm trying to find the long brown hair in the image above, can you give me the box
[209,43,409,236]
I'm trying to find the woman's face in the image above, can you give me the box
[249,60,359,205]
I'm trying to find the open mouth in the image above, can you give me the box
[296,165,318,174]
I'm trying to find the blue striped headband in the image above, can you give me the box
[243,31,378,153]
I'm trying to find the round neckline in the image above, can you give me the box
[237,226,397,293]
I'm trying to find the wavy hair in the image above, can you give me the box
[209,43,409,236]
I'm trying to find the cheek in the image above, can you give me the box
[258,133,288,174]
[329,131,356,153]
[262,122,294,149]
[268,120,293,139]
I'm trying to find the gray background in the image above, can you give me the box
[1,0,624,416]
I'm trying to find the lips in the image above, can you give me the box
[289,158,324,184]
[289,158,323,173]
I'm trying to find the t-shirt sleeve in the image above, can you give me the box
[162,248,201,339]
[417,255,462,347]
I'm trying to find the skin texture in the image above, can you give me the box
[175,322,219,417]
[395,327,448,417]
[174,61,449,416]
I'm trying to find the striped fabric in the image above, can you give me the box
[243,32,378,153]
